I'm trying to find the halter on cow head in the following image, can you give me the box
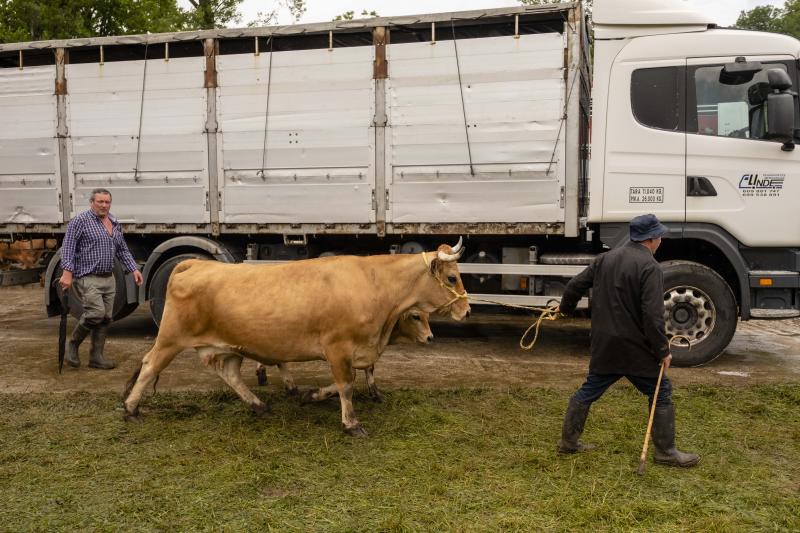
[423,237,471,321]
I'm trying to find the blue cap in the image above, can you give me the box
[630,214,668,242]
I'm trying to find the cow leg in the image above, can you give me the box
[327,354,366,437]
[300,382,339,404]
[365,365,386,403]
[214,354,270,417]
[275,363,299,396]
[123,341,183,422]
[300,366,383,404]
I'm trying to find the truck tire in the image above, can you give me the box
[661,260,738,367]
[52,261,138,321]
[148,253,208,326]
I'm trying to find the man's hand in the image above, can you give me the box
[133,270,144,287]
[59,270,73,291]
[661,353,672,369]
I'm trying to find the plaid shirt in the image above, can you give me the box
[61,210,138,278]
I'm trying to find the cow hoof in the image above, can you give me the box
[251,403,271,417]
[369,390,386,403]
[343,424,368,438]
[300,389,318,405]
[123,410,142,423]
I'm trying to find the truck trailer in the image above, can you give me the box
[0,0,797,366]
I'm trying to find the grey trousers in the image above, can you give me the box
[73,274,115,327]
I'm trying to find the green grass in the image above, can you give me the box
[1,384,799,531]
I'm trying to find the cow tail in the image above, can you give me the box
[122,363,142,401]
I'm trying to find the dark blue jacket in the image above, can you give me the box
[560,241,670,378]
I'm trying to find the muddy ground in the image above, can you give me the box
[0,284,798,395]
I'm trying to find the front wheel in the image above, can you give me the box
[661,260,738,367]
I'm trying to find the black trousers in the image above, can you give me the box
[572,372,672,407]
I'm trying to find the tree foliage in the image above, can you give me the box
[0,0,311,43]
[735,1,800,39]
[246,1,306,27]
[185,0,242,29]
[333,9,378,22]
[0,0,187,42]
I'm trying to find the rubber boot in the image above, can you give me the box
[652,404,699,467]
[88,323,116,370]
[66,323,91,368]
[557,398,596,453]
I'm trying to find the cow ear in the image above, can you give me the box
[429,257,439,274]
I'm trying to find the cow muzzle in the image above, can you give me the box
[449,300,471,321]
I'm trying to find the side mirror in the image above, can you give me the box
[721,57,762,85]
[767,68,793,91]
[765,68,796,149]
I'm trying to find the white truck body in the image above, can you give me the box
[0,6,581,235]
[0,0,797,366]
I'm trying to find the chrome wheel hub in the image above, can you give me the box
[663,285,715,347]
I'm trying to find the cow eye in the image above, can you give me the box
[447,275,457,284]
[412,314,421,321]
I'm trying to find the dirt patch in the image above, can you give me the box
[1,285,798,395]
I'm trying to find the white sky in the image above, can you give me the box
[178,0,788,29]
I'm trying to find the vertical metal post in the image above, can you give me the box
[255,36,259,56]
[328,31,333,51]
[55,48,71,221]
[373,27,389,236]
[165,42,169,62]
[100,45,104,65]
[563,7,582,237]
[451,21,474,176]
[18,50,23,69]
[431,23,436,44]
[514,15,520,39]
[204,38,221,235]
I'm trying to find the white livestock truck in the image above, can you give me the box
[0,0,797,366]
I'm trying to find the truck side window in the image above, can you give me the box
[692,64,788,140]
[631,66,686,132]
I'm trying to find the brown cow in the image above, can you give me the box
[255,308,433,403]
[123,241,469,436]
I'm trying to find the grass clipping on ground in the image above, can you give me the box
[1,384,798,531]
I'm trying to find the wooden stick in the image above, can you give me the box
[637,361,665,475]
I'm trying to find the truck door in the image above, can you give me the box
[602,59,687,223]
[685,56,800,247]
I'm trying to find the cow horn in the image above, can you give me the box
[437,249,460,262]
[451,236,463,254]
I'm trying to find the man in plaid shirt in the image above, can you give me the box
[59,188,143,369]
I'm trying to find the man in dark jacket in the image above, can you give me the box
[556,214,699,468]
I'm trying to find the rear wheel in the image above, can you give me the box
[661,260,738,367]
[53,260,138,321]
[148,253,208,326]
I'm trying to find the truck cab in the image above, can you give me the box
[590,0,800,363]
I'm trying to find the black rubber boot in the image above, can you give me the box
[652,404,699,468]
[88,323,116,370]
[66,323,91,368]
[557,398,596,453]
